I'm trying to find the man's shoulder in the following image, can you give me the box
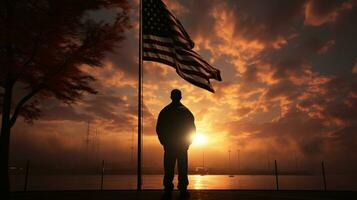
[161,104,172,112]
[178,104,190,112]
[160,102,193,115]
[178,104,194,117]
[158,103,174,115]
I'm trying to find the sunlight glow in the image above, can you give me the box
[192,132,207,146]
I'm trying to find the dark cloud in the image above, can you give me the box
[225,108,330,156]
[173,0,307,47]
[178,0,218,40]
[230,0,306,46]
[305,0,346,26]
[264,80,302,100]
[108,29,138,77]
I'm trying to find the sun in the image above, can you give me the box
[192,132,207,146]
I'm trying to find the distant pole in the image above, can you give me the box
[321,161,327,191]
[137,0,143,191]
[101,160,105,190]
[274,160,279,190]
[202,150,204,168]
[267,152,270,171]
[294,151,298,171]
[86,121,90,162]
[97,130,101,161]
[228,149,231,174]
[24,160,30,191]
[131,130,134,164]
[237,149,240,174]
[95,128,98,161]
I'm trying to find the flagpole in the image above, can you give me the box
[137,0,143,191]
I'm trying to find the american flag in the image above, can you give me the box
[142,0,222,92]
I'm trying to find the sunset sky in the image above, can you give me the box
[10,0,357,172]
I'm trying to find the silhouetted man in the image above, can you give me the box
[156,89,196,195]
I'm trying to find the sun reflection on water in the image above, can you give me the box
[191,175,204,189]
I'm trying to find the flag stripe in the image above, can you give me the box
[143,43,220,77]
[144,51,213,78]
[143,35,189,48]
[143,41,208,67]
[143,35,218,74]
[143,52,175,65]
[143,53,216,81]
[179,73,214,92]
[143,47,216,78]
[143,35,173,43]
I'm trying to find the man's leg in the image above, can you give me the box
[177,150,189,191]
[163,150,176,191]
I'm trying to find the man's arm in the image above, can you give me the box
[187,112,196,145]
[156,111,165,145]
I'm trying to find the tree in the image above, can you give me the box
[0,0,131,193]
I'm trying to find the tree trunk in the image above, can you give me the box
[0,81,13,194]
[1,0,14,195]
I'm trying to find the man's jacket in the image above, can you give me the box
[156,102,196,150]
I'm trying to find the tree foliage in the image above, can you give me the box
[0,0,131,125]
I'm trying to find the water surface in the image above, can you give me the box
[10,174,357,191]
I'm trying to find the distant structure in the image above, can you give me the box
[228,149,234,177]
[131,129,135,164]
[85,121,91,163]
[194,149,208,175]
[94,128,100,162]
[202,150,205,168]
[237,149,240,173]
[84,121,101,164]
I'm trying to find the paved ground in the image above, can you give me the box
[9,190,356,200]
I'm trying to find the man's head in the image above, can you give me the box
[170,89,182,102]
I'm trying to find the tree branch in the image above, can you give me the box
[9,88,40,128]
[8,41,89,127]
[22,34,41,67]
[7,14,118,127]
